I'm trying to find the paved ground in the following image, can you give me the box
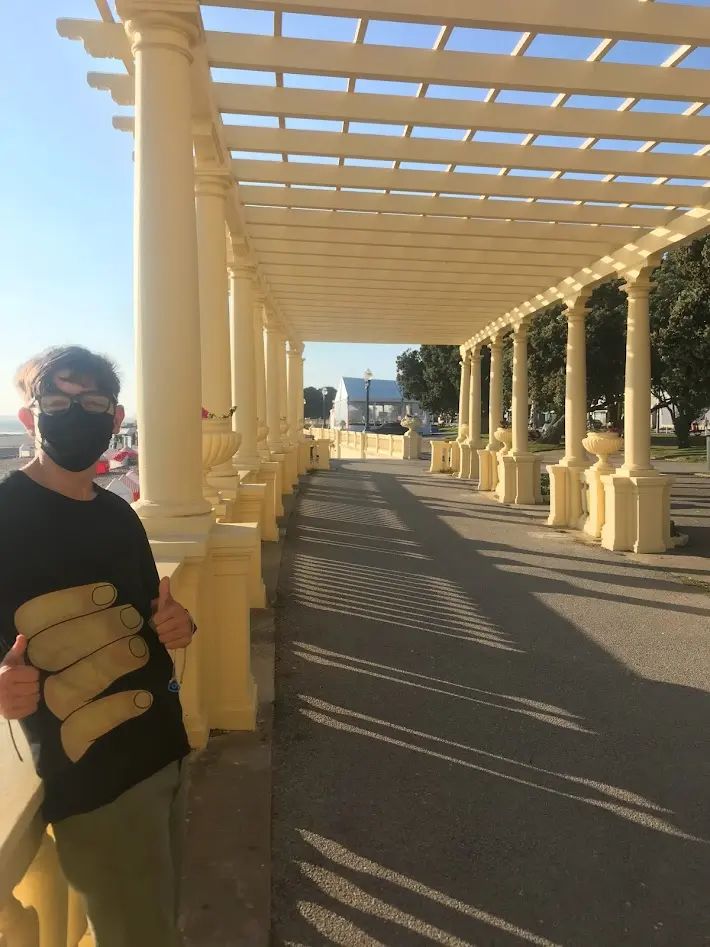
[271,460,710,947]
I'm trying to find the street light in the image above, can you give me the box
[363,368,373,432]
[321,386,329,428]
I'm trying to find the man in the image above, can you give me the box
[0,345,194,947]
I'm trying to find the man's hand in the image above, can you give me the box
[0,635,40,720]
[152,578,194,650]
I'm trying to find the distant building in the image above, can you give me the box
[332,377,429,432]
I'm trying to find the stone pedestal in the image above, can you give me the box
[477,448,498,491]
[206,523,258,730]
[548,463,588,528]
[602,473,674,553]
[457,442,471,480]
[496,453,516,503]
[511,453,538,505]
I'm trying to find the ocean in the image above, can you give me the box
[0,416,23,434]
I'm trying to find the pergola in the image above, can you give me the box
[57,0,710,556]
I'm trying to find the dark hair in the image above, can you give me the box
[14,346,121,404]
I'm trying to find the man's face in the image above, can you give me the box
[19,370,125,436]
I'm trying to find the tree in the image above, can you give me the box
[397,345,461,418]
[501,284,627,442]
[303,385,336,421]
[651,237,710,447]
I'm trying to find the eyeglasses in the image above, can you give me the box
[34,392,116,417]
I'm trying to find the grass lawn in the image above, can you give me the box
[525,435,707,462]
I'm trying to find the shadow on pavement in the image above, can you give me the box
[271,463,710,947]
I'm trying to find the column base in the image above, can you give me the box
[457,443,471,479]
[477,446,500,492]
[548,462,590,528]
[509,453,539,505]
[284,444,300,488]
[298,440,309,475]
[270,451,291,496]
[261,459,284,518]
[496,453,516,503]
[136,508,215,541]
[601,471,674,553]
[207,522,260,731]
[582,463,613,538]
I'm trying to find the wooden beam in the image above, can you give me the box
[252,239,595,268]
[227,125,710,182]
[239,184,672,228]
[258,251,575,276]
[206,0,710,47]
[207,33,710,103]
[234,159,703,210]
[218,84,710,148]
[275,285,524,300]
[95,76,710,146]
[244,211,631,252]
[267,280,533,297]
[262,260,566,282]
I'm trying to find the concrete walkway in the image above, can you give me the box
[271,460,710,947]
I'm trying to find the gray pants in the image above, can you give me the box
[53,760,187,947]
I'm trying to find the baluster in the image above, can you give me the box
[14,833,67,947]
[66,886,91,947]
[0,893,39,946]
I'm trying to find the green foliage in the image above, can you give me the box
[651,236,710,447]
[396,345,461,417]
[303,385,336,420]
[586,280,627,423]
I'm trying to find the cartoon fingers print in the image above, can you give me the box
[15,583,153,762]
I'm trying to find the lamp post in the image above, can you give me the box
[363,368,373,432]
[321,386,329,428]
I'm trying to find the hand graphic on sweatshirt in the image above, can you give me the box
[14,583,153,762]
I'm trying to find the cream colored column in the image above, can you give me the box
[251,288,283,523]
[466,347,482,480]
[511,324,528,457]
[196,172,232,419]
[456,349,471,478]
[602,265,670,553]
[279,334,299,488]
[195,172,239,500]
[488,338,503,450]
[253,289,270,459]
[288,342,306,476]
[622,271,655,476]
[278,332,291,446]
[228,252,261,468]
[477,338,503,491]
[123,8,210,528]
[457,353,471,441]
[548,295,590,528]
[563,298,589,467]
[288,342,304,437]
[509,322,537,505]
[265,317,285,453]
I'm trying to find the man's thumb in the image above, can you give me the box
[3,635,27,668]
[158,577,171,609]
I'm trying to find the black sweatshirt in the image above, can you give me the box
[0,471,189,822]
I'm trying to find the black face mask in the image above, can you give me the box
[37,405,115,473]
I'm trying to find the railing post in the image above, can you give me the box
[14,833,68,947]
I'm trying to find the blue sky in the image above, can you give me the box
[0,2,409,416]
[1,0,708,413]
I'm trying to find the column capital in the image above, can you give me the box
[488,335,503,353]
[513,320,528,340]
[624,263,657,300]
[118,1,201,57]
[288,342,304,357]
[564,291,591,321]
[195,169,233,199]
